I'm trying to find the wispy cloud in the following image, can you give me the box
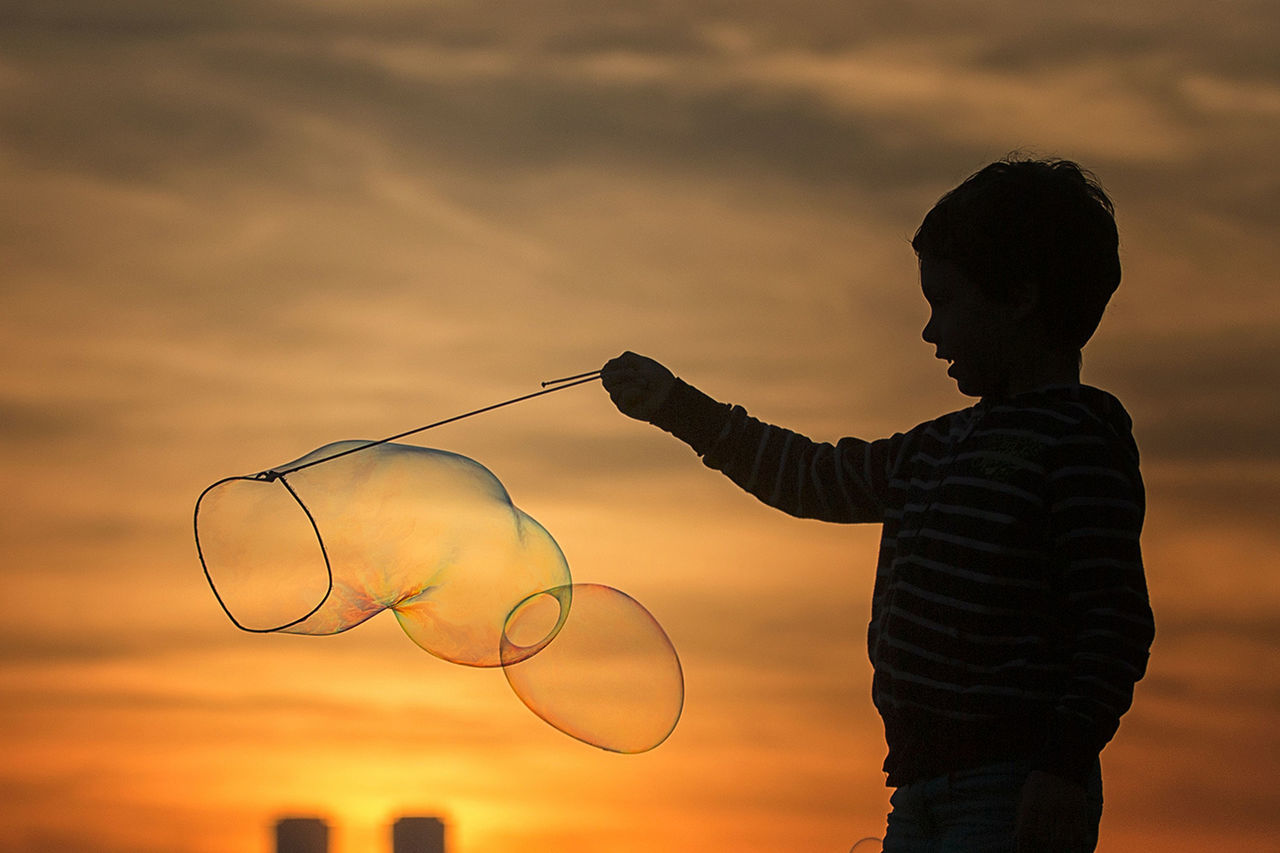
[1,2,1278,851]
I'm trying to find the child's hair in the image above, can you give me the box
[911,156,1121,351]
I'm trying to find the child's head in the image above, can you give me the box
[912,156,1121,354]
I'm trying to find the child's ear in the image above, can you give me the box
[1006,279,1040,320]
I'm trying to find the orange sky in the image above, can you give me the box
[2,2,1278,852]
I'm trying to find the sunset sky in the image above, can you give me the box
[2,1,1278,851]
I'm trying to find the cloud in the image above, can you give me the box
[0,398,104,443]
[0,0,1204,198]
[1099,325,1280,463]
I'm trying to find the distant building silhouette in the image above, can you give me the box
[392,816,446,853]
[275,816,330,853]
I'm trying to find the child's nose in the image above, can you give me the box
[921,316,937,344]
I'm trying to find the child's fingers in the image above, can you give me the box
[600,352,673,420]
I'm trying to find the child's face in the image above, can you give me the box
[919,257,1019,398]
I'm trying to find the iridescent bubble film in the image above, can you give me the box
[502,583,683,754]
[195,442,682,752]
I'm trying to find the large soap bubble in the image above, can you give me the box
[195,441,682,752]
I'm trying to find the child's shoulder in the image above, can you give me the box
[908,385,1137,457]
[989,385,1140,470]
[993,385,1132,432]
[894,385,1140,485]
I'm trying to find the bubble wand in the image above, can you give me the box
[190,361,686,747]
[192,365,682,754]
[196,369,603,631]
[254,370,602,481]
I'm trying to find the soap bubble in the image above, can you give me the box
[196,442,571,666]
[195,441,681,751]
[849,837,883,852]
[502,583,683,754]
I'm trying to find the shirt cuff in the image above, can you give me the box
[646,378,734,457]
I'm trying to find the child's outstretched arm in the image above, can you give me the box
[600,351,893,524]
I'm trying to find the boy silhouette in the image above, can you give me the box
[601,157,1154,853]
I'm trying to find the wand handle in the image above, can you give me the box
[265,371,603,479]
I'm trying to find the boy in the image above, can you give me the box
[600,157,1154,853]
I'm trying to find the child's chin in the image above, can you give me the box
[947,365,990,397]
[947,369,977,396]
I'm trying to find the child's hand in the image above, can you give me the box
[601,351,676,421]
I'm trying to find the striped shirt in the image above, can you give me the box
[649,380,1154,785]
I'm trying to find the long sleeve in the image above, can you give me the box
[1037,423,1154,782]
[641,377,1154,787]
[646,378,897,524]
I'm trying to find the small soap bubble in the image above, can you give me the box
[502,583,683,753]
